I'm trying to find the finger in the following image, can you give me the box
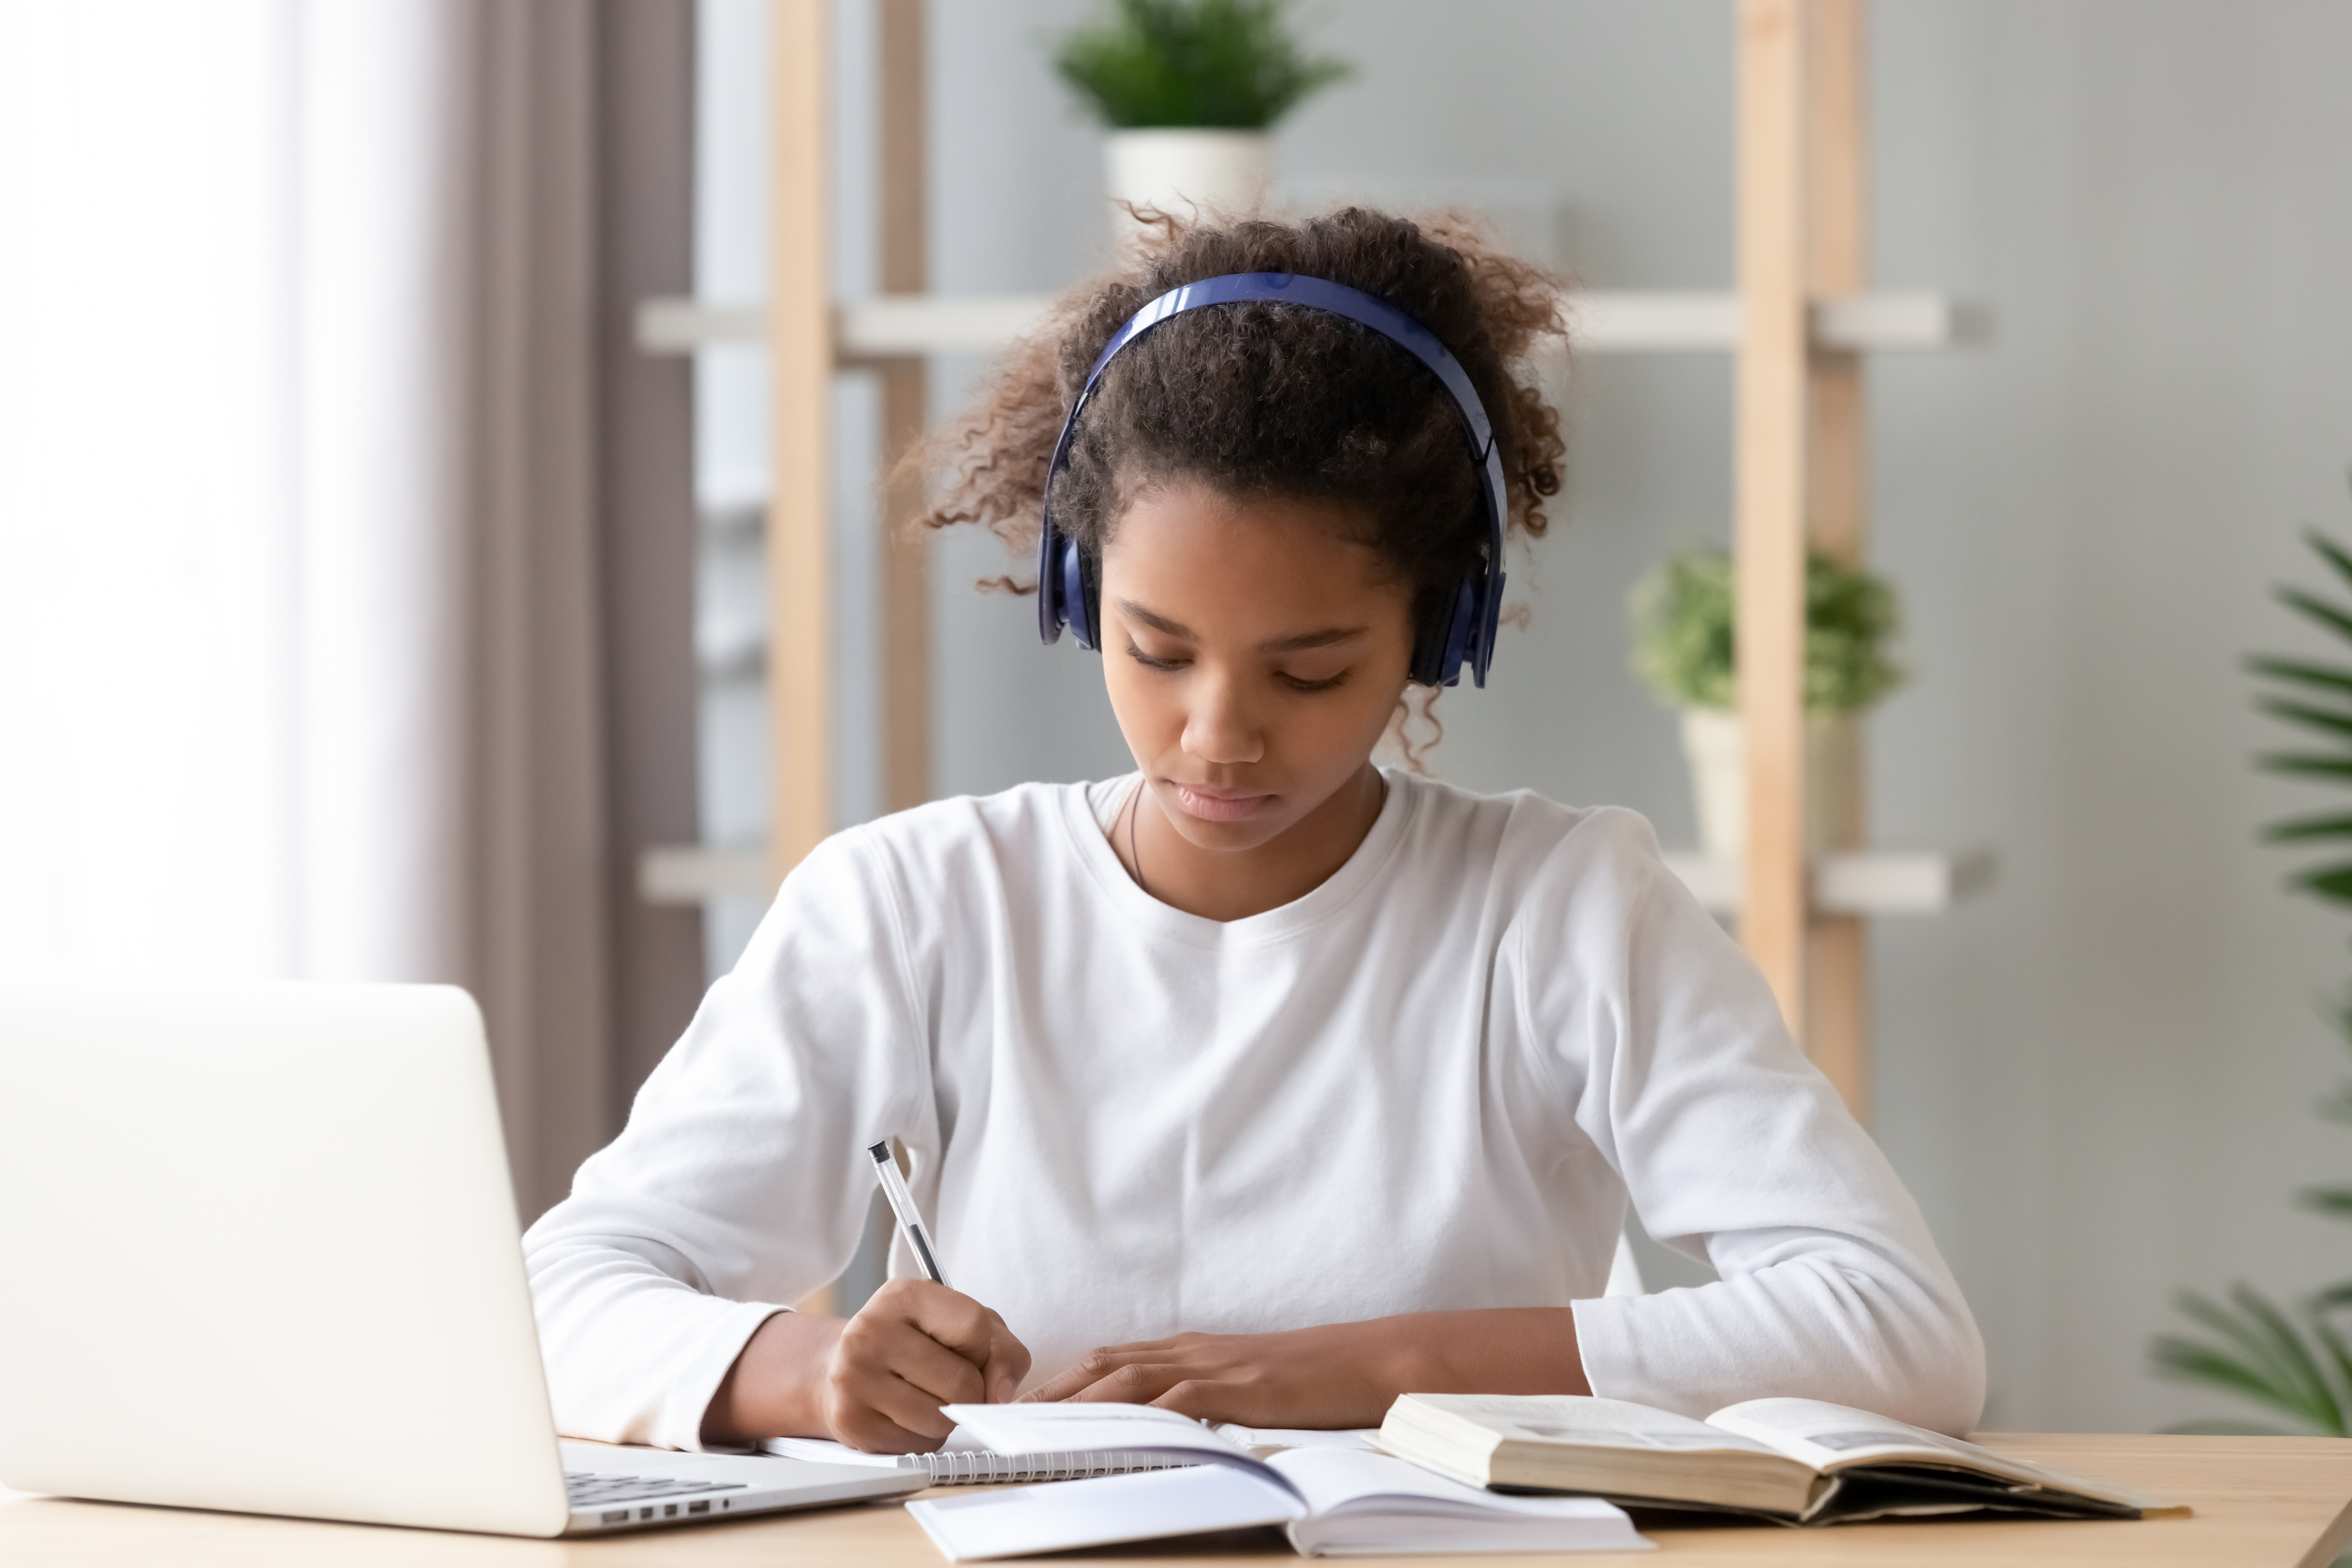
[1022,1344,1146,1404]
[977,1319,1033,1403]
[833,1394,951,1455]
[896,1282,1014,1366]
[857,1366,969,1443]
[864,1277,983,1339]
[1065,1360,1187,1406]
[841,1317,988,1407]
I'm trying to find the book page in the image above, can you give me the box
[1705,1399,2154,1507]
[907,1464,1302,1562]
[1408,1393,1780,1454]
[1269,1446,1644,1519]
[941,1402,1259,1466]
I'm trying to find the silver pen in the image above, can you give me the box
[866,1140,951,1288]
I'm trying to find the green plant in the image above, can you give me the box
[2150,522,2352,1436]
[1626,543,1904,714]
[1052,0,1351,130]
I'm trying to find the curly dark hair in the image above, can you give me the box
[910,206,1569,659]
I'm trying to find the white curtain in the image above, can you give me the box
[0,0,624,1218]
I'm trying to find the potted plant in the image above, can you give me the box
[1051,0,1351,237]
[1628,543,1905,859]
[2150,522,2352,1435]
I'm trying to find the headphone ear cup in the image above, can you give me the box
[1038,512,1069,644]
[1079,548,1102,651]
[1410,578,1476,688]
[1066,540,1100,651]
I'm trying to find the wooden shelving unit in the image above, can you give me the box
[645,0,1986,1122]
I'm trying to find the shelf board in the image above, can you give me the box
[1662,849,1997,917]
[638,845,773,904]
[640,842,1996,913]
[635,289,1979,360]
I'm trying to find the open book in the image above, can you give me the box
[1379,1394,2186,1526]
[904,1403,1649,1560]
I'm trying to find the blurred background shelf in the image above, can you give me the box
[635,289,1977,359]
[1662,848,1997,917]
[639,845,774,905]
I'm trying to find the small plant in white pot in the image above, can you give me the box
[1052,0,1350,238]
[1629,543,1905,860]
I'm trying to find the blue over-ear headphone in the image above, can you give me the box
[1035,272,1509,689]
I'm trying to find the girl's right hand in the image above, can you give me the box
[702,1278,1031,1452]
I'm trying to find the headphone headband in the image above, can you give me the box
[1037,272,1508,688]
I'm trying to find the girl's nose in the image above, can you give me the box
[1181,669,1266,766]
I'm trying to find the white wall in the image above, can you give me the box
[700,0,2352,1430]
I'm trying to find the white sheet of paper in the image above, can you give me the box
[907,1464,1302,1561]
[1272,1446,1642,1520]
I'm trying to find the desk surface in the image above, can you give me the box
[5,1434,2350,1568]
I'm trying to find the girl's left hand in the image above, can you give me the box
[1020,1308,1588,1428]
[1020,1326,1395,1427]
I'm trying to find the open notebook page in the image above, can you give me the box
[941,1401,1262,1464]
[907,1444,1647,1560]
[760,1425,1198,1482]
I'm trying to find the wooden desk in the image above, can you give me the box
[5,1435,2350,1567]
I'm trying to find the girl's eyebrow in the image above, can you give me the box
[1260,626,1369,654]
[1115,599,1368,654]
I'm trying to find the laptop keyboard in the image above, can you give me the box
[564,1472,748,1508]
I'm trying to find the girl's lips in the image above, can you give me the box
[1171,784,1271,823]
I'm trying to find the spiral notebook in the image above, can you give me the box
[760,1423,1375,1485]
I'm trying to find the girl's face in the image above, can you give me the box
[1096,478,1414,863]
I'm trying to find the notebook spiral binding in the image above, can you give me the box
[916,1449,1195,1484]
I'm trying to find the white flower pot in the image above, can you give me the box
[1679,709,1860,861]
[1104,129,1272,241]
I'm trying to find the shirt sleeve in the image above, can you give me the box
[1527,811,1987,1436]
[520,829,933,1451]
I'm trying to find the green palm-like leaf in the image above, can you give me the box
[2155,1288,2349,1434]
[2259,754,2352,781]
[2278,586,2352,647]
[2231,1287,2348,1432]
[2258,697,2352,743]
[2293,866,2352,904]
[2264,815,2352,844]
[2151,1332,2323,1428]
[2249,656,2352,699]
[2168,518,2352,1437]
[2305,1311,2352,1423]
[2305,527,2352,596]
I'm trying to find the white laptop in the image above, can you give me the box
[0,983,925,1536]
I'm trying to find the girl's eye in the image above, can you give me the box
[1124,643,1187,672]
[1280,669,1351,694]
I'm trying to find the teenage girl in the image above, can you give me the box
[524,208,1984,1455]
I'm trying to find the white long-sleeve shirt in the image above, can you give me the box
[523,772,1985,1452]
